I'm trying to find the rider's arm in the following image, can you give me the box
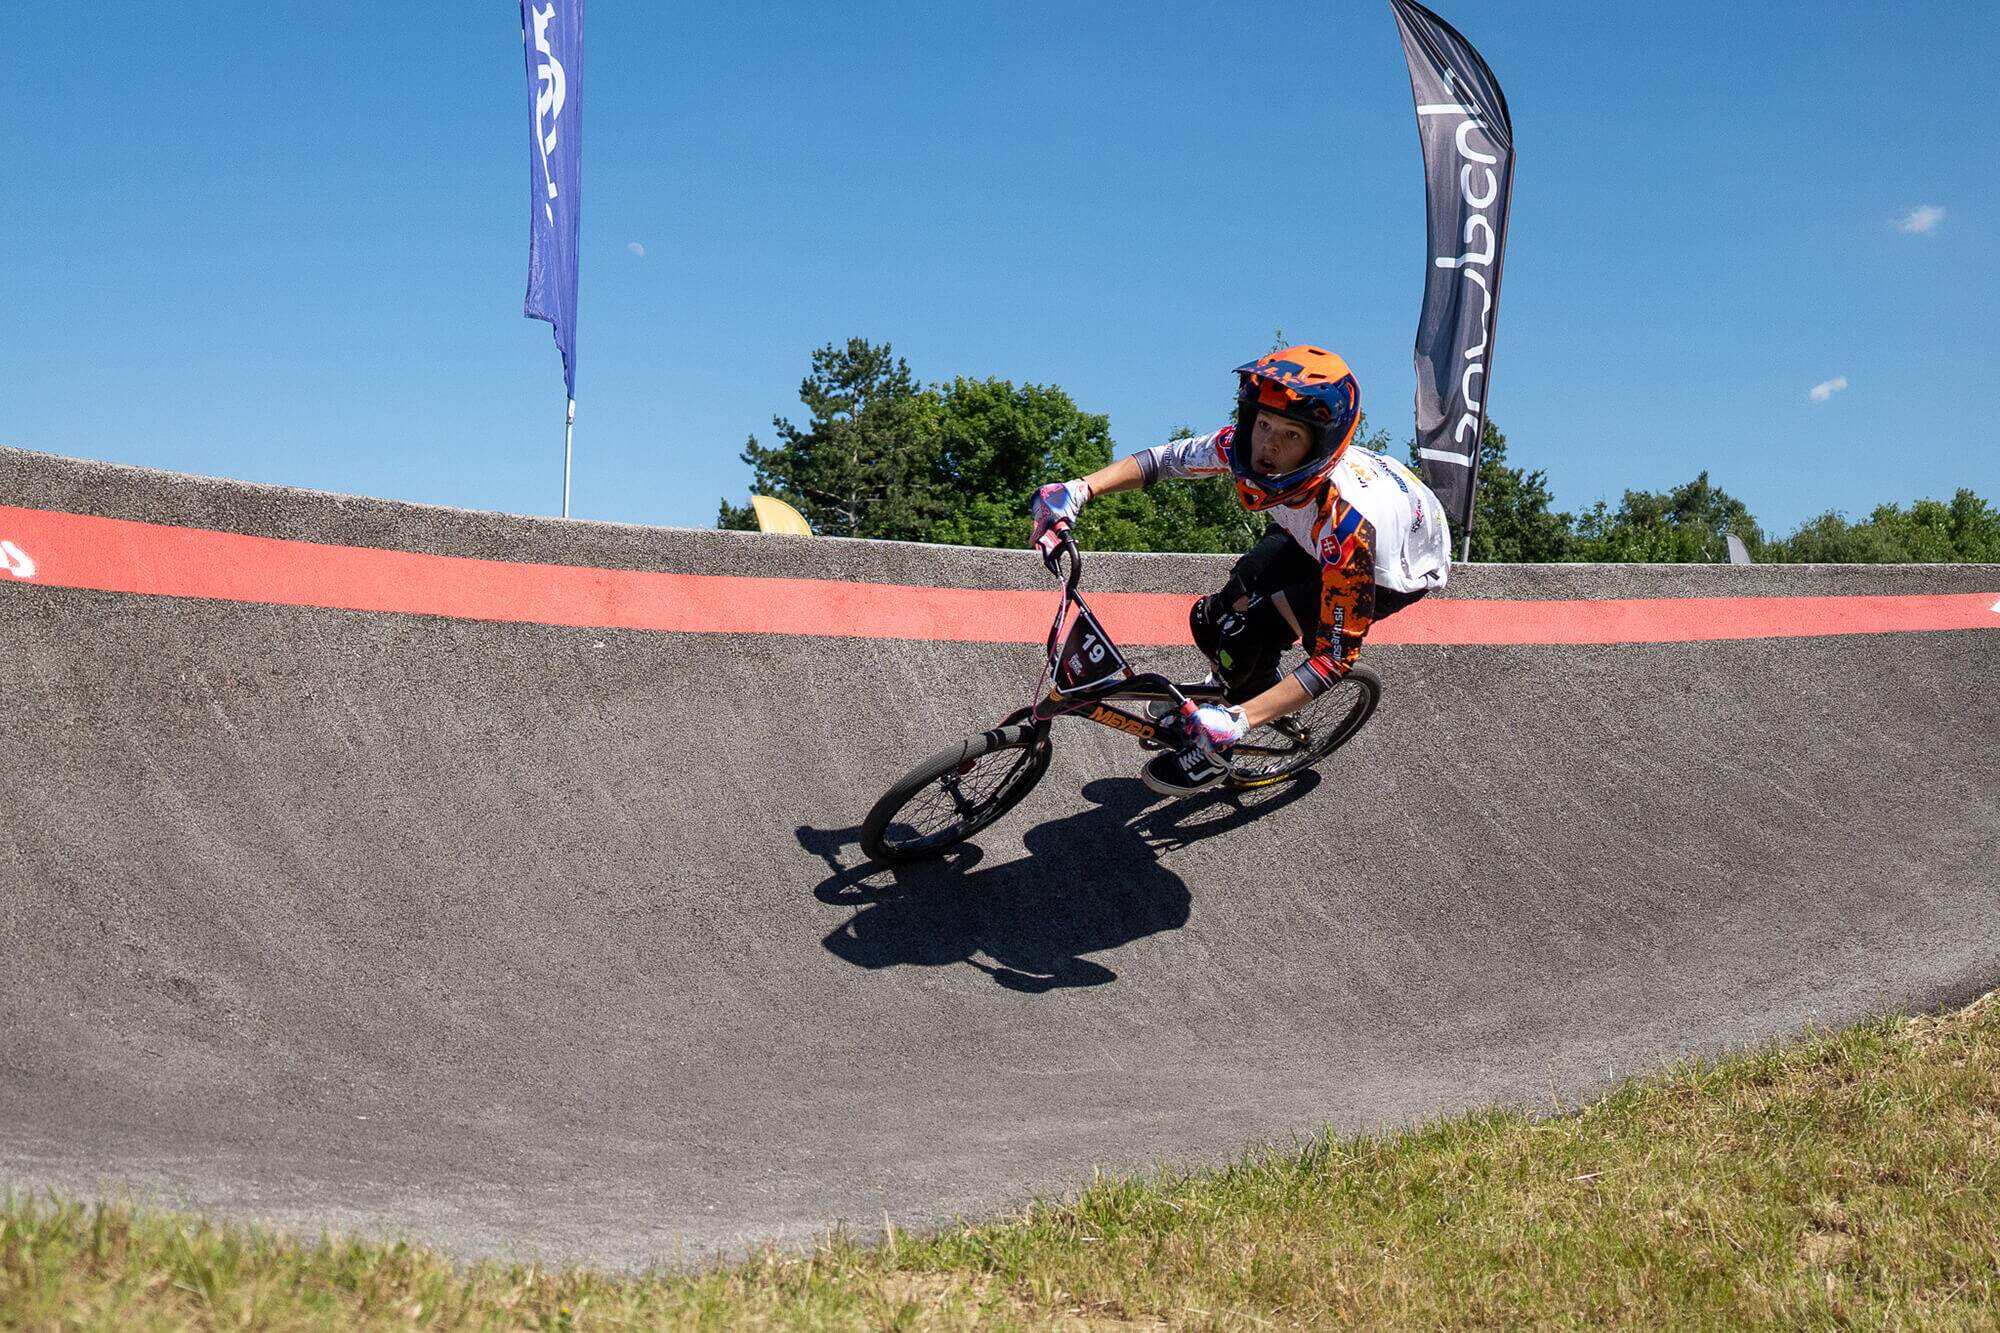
[1238,674,1313,729]
[1076,453,1145,498]
[1134,431,1231,485]
[1067,430,1230,505]
[1292,501,1379,697]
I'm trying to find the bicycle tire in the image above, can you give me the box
[1225,663,1381,790]
[861,724,1052,865]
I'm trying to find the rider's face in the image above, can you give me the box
[1251,412,1315,477]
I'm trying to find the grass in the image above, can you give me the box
[5,991,1997,1330]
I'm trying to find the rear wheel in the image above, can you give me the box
[861,724,1052,865]
[1224,663,1380,789]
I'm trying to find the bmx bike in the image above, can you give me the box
[859,522,1381,865]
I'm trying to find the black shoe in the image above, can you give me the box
[1143,743,1228,796]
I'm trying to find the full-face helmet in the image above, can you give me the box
[1229,346,1361,510]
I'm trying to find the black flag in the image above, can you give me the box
[1390,0,1514,548]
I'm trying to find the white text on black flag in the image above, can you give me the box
[1390,0,1514,545]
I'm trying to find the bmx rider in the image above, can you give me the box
[1030,346,1451,796]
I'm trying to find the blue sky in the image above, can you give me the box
[9,2,1995,539]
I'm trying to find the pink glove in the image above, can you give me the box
[1031,479,1091,544]
[1187,703,1248,751]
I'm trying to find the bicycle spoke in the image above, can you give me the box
[944,776,981,819]
[876,737,1043,853]
[1224,669,1376,782]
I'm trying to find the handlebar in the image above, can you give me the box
[1035,521,1082,590]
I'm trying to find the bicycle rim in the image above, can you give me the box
[864,728,1048,862]
[1226,666,1380,787]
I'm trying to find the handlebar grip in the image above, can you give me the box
[1036,521,1073,575]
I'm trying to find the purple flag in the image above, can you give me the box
[522,0,583,400]
[1391,0,1514,544]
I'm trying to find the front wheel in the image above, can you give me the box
[861,723,1052,865]
[1225,663,1381,789]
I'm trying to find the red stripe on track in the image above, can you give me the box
[1370,593,2000,644]
[0,505,1993,646]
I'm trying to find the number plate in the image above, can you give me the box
[1054,605,1128,693]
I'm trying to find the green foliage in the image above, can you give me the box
[718,340,1260,553]
[1568,471,1763,563]
[922,376,1113,548]
[1762,490,2000,563]
[1559,477,1996,566]
[716,338,941,538]
[1089,427,1264,555]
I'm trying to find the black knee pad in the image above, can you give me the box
[1190,589,1293,693]
[1188,592,1230,663]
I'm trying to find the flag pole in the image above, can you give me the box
[1459,149,1513,571]
[562,397,575,518]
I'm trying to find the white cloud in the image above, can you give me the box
[1809,376,1849,403]
[627,241,646,258]
[1896,205,1945,234]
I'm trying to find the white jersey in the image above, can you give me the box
[1135,428,1452,593]
[1313,446,1453,594]
[1133,427,1450,692]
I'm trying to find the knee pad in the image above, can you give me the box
[1189,591,1251,665]
[1188,593,1229,663]
[1190,590,1292,678]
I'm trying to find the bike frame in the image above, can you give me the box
[1017,525,1291,763]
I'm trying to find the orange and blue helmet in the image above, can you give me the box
[1229,346,1361,510]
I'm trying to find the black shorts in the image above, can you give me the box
[1225,527,1427,649]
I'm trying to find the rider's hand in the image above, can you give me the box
[1031,479,1091,545]
[1188,703,1248,751]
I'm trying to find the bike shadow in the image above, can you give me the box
[798,771,1319,992]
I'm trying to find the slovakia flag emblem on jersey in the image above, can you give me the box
[1321,504,1364,566]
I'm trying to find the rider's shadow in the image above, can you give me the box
[800,772,1318,992]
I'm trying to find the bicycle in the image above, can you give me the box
[859,522,1381,865]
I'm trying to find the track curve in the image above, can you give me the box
[1,445,1995,1265]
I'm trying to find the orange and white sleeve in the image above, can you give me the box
[1132,428,1233,485]
[1291,502,1378,698]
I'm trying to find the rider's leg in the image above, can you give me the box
[1191,531,1320,704]
[1246,556,1434,687]
[1189,592,1265,687]
[1150,537,1317,796]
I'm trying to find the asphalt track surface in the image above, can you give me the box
[1,444,1996,1267]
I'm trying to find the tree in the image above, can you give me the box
[925,388,1262,553]
[922,377,1114,548]
[1764,489,2000,563]
[1088,427,1264,555]
[1567,472,1762,563]
[717,338,942,539]
[719,342,1263,552]
[717,348,1994,564]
